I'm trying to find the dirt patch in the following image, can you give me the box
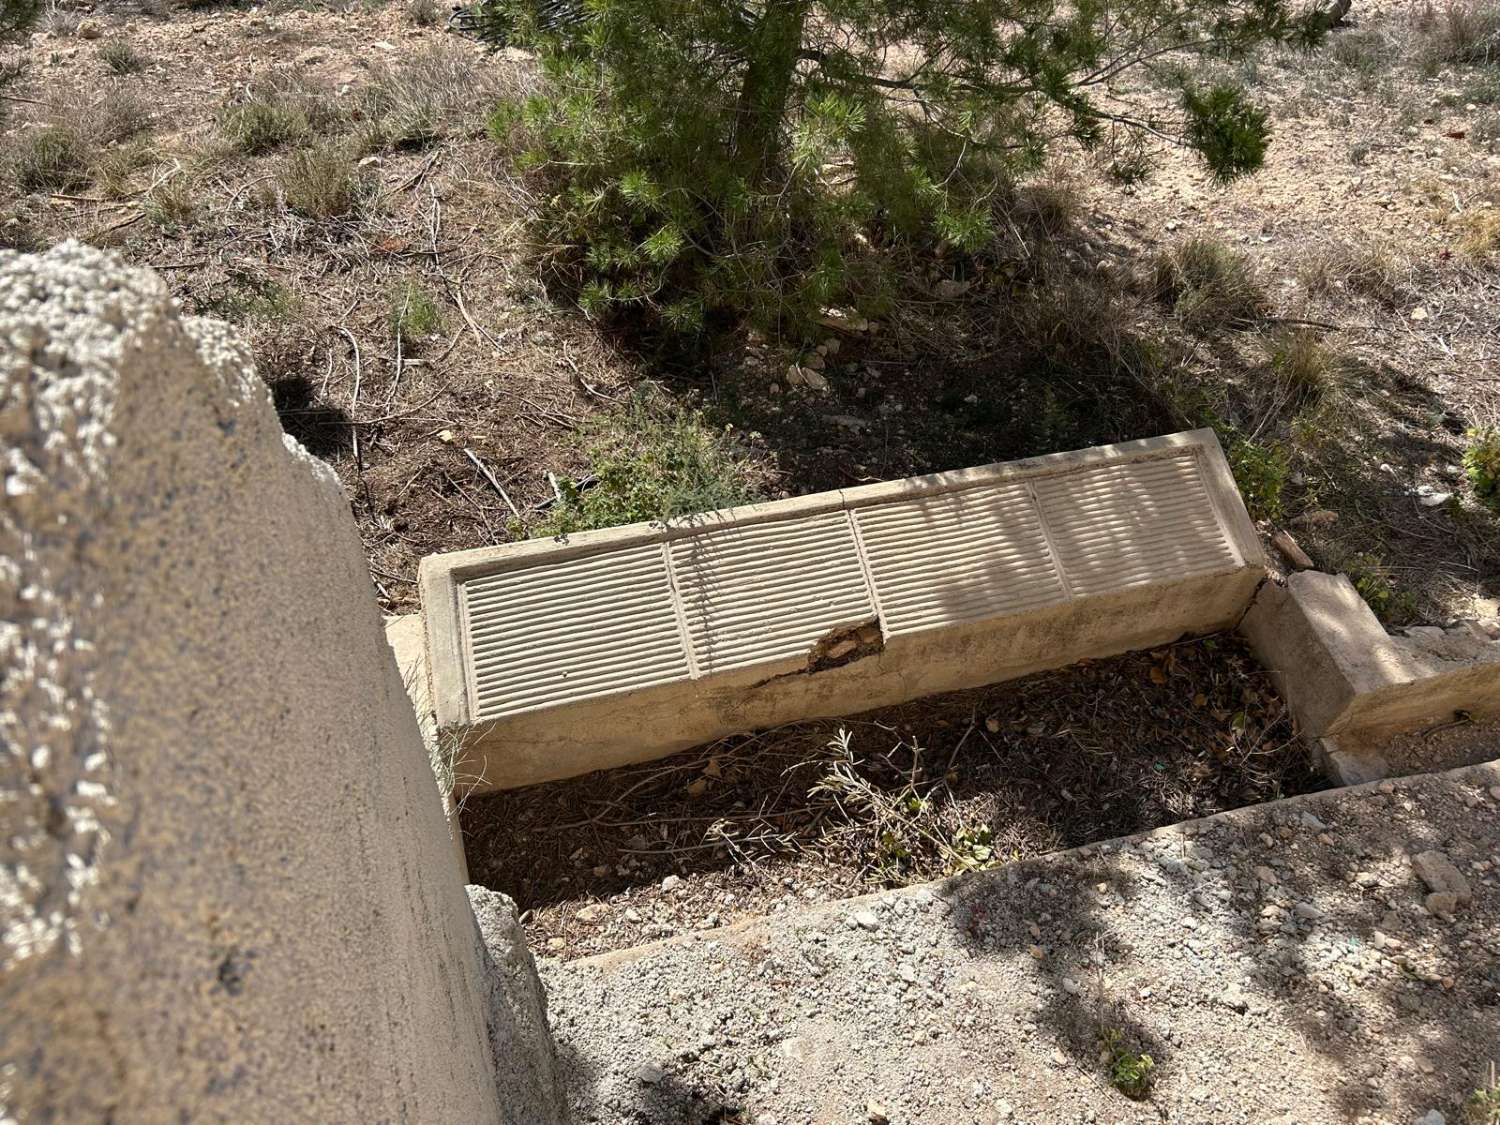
[461,633,1321,959]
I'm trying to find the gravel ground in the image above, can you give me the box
[543,757,1500,1125]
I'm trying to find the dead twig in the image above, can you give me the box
[463,447,524,523]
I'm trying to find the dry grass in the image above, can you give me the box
[357,42,504,151]
[1413,0,1500,69]
[1265,329,1337,413]
[9,125,89,192]
[1298,240,1408,305]
[144,173,198,229]
[278,143,368,219]
[1153,238,1268,329]
[406,0,442,28]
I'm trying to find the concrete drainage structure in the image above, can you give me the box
[418,430,1266,791]
[7,245,1498,1123]
[1243,570,1500,783]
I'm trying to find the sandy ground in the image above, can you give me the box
[545,757,1500,1125]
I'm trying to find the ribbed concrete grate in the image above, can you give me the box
[420,430,1264,790]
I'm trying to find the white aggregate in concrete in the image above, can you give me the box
[0,245,551,1122]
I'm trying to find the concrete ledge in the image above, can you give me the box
[1240,570,1500,760]
[421,430,1265,792]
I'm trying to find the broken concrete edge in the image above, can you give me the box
[420,428,1261,737]
[384,612,468,878]
[1239,571,1500,779]
[450,566,1263,792]
[565,754,1500,974]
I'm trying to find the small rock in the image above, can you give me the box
[852,910,880,931]
[1028,944,1046,961]
[1255,865,1279,885]
[1412,850,1472,904]
[1298,812,1328,831]
[576,903,608,923]
[635,1062,665,1085]
[801,369,830,392]
[1415,1111,1446,1125]
[1418,491,1452,508]
[1424,891,1460,917]
[867,1101,890,1124]
[661,874,682,891]
[1061,977,1082,995]
[994,1101,1014,1121]
[1294,902,1326,923]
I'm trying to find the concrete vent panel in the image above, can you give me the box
[671,511,875,676]
[419,429,1265,792]
[463,542,687,721]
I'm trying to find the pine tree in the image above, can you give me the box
[483,0,1327,340]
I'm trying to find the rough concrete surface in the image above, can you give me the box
[469,886,567,1123]
[0,245,548,1122]
[545,759,1500,1124]
[1242,572,1500,747]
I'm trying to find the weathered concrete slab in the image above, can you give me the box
[0,245,561,1123]
[544,758,1500,1124]
[421,430,1264,791]
[1241,571,1500,756]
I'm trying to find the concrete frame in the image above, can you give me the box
[1240,570,1500,781]
[420,430,1265,792]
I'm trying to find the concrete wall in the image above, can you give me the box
[0,245,558,1122]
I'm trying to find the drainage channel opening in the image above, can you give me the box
[460,633,1319,960]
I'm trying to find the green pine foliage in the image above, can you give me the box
[482,0,1328,341]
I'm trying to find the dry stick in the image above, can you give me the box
[451,280,506,355]
[463,447,523,523]
[336,326,363,464]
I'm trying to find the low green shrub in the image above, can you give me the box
[99,39,148,75]
[1464,427,1500,510]
[534,387,768,536]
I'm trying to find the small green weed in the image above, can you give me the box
[99,39,148,75]
[1464,1063,1500,1124]
[1342,552,1417,624]
[389,280,442,346]
[945,825,998,873]
[1228,437,1289,521]
[196,272,299,322]
[1464,427,1500,510]
[1103,1028,1156,1100]
[535,386,768,536]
